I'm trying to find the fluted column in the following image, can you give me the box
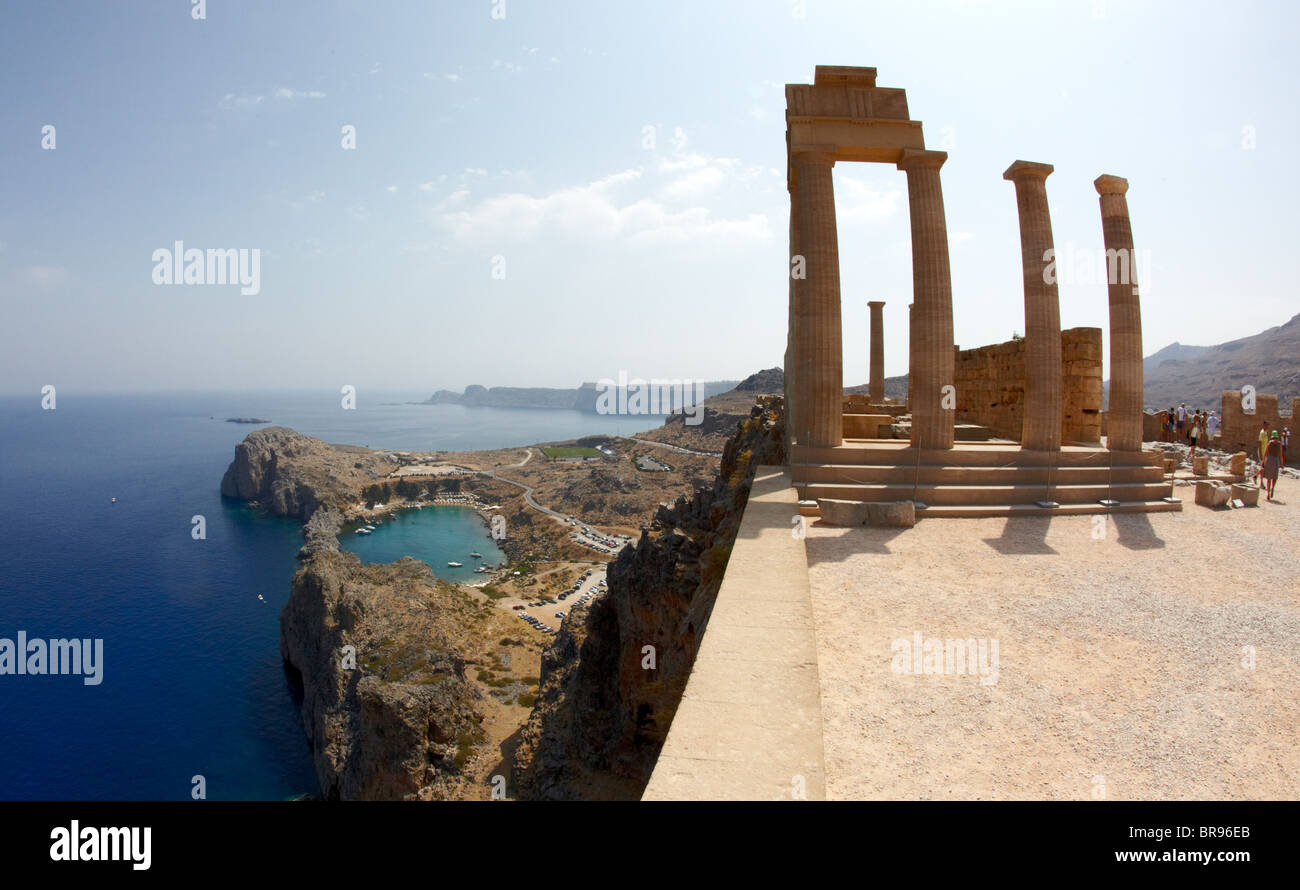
[1095,174,1143,452]
[792,151,843,448]
[868,300,886,404]
[785,185,799,446]
[898,148,955,450]
[906,303,914,412]
[1004,161,1063,451]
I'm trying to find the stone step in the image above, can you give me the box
[791,463,1165,485]
[792,443,1163,469]
[796,481,1175,507]
[912,499,1183,518]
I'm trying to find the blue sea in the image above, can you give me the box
[0,390,661,800]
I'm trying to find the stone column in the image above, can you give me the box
[1095,174,1143,452]
[785,185,799,446]
[1004,161,1063,451]
[868,300,886,404]
[898,149,955,450]
[792,151,843,448]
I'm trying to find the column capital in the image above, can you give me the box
[1094,174,1129,196]
[1003,160,1054,182]
[897,148,947,172]
[867,300,886,308]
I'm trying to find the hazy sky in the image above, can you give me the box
[2,0,1297,395]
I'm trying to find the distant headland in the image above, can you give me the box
[418,380,740,413]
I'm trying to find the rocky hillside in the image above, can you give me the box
[1135,312,1300,410]
[510,397,785,799]
[734,367,784,392]
[281,546,492,800]
[219,426,392,519]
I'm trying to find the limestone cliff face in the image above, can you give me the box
[280,551,487,800]
[512,397,785,799]
[222,428,490,800]
[220,426,386,520]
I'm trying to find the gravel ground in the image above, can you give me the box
[805,488,1300,800]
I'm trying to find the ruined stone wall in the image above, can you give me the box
[1219,390,1297,454]
[954,327,1102,444]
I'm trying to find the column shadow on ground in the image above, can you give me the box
[1111,512,1166,550]
[804,524,911,562]
[981,516,1057,555]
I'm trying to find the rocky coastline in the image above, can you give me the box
[220,400,774,800]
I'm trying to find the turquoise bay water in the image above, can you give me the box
[340,507,506,583]
[0,391,661,800]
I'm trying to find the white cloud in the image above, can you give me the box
[222,87,325,108]
[272,87,326,100]
[368,62,380,75]
[385,185,398,193]
[24,266,68,291]
[835,177,904,225]
[220,92,264,108]
[662,165,726,201]
[418,182,435,192]
[428,164,770,248]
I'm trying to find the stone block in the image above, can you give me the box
[1194,480,1229,508]
[865,501,916,528]
[1230,452,1247,476]
[1230,483,1260,506]
[816,499,870,526]
[1192,455,1209,476]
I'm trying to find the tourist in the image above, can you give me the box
[1164,408,1175,442]
[1188,413,1202,464]
[1256,420,1271,485]
[1283,427,1291,463]
[1176,403,1187,439]
[1262,430,1284,500]
[1206,410,1220,442]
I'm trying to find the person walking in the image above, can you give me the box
[1164,408,1175,443]
[1256,420,1271,485]
[1282,427,1291,463]
[1262,430,1284,500]
[1188,413,1202,465]
[1176,403,1188,440]
[1206,410,1219,442]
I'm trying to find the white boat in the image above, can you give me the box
[470,552,482,558]
[447,561,463,567]
[355,528,371,535]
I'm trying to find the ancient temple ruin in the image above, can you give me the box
[785,66,1177,516]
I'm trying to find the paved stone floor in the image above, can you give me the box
[805,489,1300,799]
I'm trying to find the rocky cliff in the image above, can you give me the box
[280,550,490,800]
[511,397,785,799]
[221,428,502,800]
[219,426,389,520]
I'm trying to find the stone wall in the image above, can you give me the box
[954,327,1102,444]
[1219,390,1297,454]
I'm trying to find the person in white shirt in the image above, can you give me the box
[1176,403,1187,439]
[1205,411,1219,441]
